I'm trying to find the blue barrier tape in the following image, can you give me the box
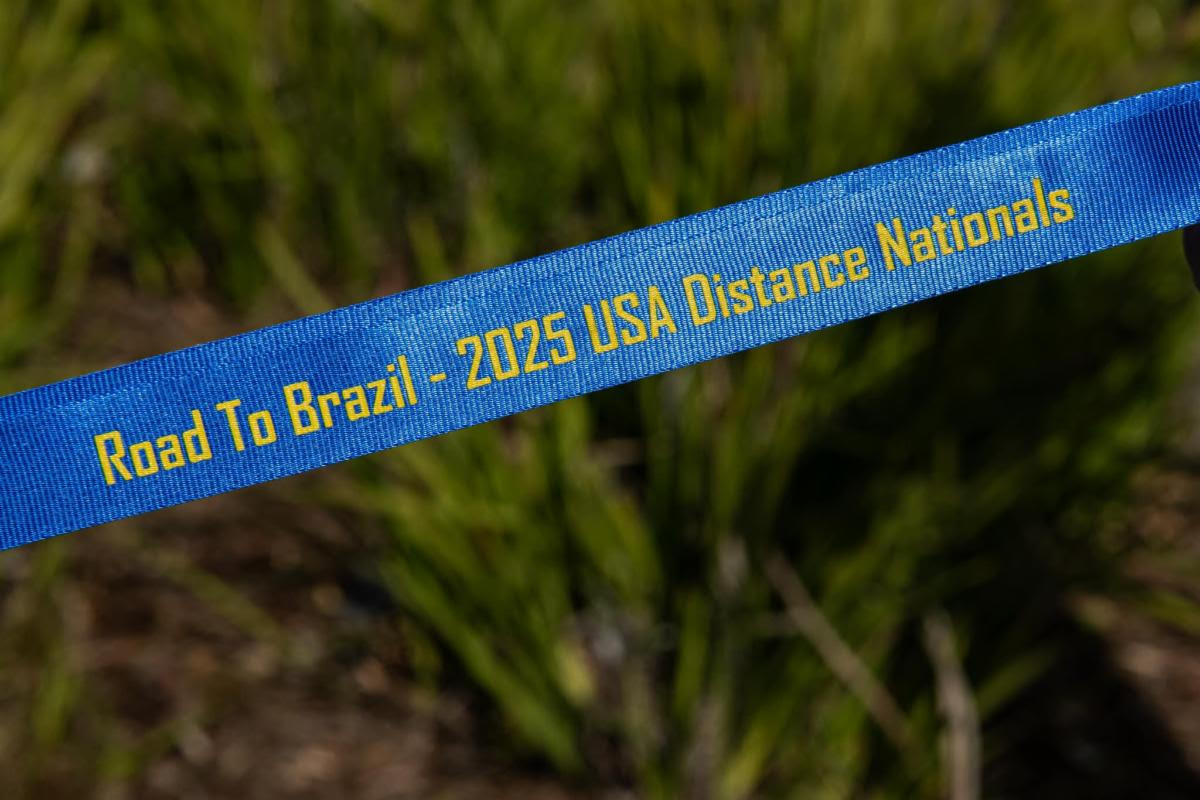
[3,82,1200,548]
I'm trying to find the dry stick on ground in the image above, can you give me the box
[764,553,914,754]
[922,610,981,800]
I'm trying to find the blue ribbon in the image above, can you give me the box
[3,82,1200,548]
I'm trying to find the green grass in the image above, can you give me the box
[2,0,1200,796]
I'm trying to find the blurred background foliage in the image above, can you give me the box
[3,0,1200,798]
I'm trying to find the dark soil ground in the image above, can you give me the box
[32,488,597,800]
